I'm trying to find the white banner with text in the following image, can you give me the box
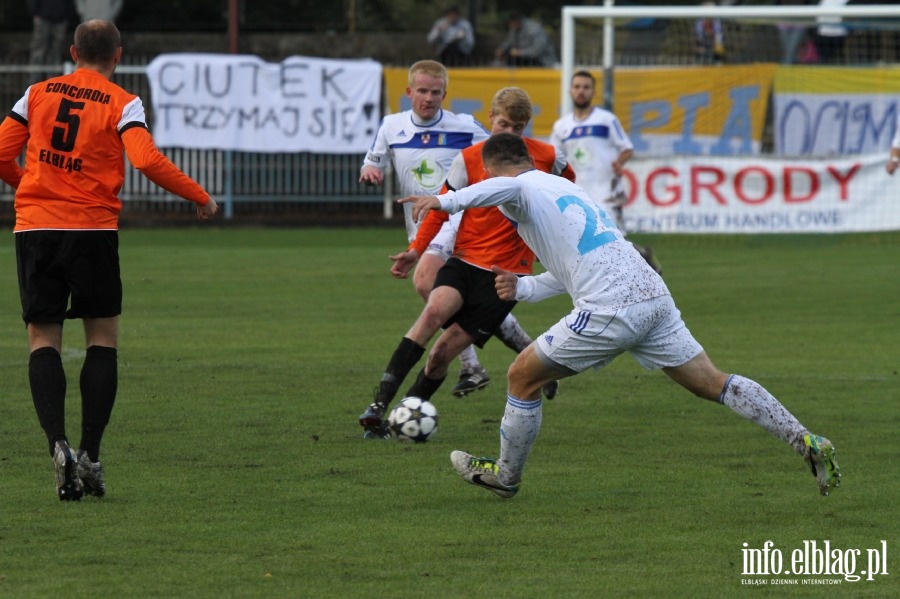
[620,154,898,233]
[146,54,382,153]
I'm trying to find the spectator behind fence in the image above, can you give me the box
[75,0,123,23]
[27,0,75,84]
[426,6,475,67]
[695,2,725,65]
[494,12,556,67]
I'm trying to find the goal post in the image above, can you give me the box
[559,3,900,234]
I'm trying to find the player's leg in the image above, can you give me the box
[77,317,118,497]
[412,252,444,302]
[642,292,840,496]
[17,231,84,500]
[451,344,573,498]
[359,284,464,437]
[27,322,67,454]
[64,230,122,496]
[405,323,475,401]
[415,223,490,396]
[409,262,510,402]
[494,312,560,399]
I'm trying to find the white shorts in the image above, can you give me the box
[422,212,462,262]
[534,295,703,373]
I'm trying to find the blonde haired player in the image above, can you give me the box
[359,60,497,397]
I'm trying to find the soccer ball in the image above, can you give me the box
[387,396,439,443]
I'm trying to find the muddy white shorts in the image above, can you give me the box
[534,294,703,373]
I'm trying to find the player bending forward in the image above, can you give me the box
[400,133,840,499]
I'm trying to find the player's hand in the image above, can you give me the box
[491,265,518,301]
[397,195,440,223]
[359,166,384,186]
[197,198,218,220]
[887,159,899,176]
[389,249,420,279]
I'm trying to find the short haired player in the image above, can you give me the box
[0,20,217,500]
[400,133,840,499]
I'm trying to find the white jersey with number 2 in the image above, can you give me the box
[437,169,669,313]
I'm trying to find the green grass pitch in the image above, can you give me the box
[0,228,897,597]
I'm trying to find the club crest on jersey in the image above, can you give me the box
[421,133,431,144]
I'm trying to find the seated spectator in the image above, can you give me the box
[426,6,475,67]
[494,12,556,68]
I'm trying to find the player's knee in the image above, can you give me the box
[413,279,432,302]
[506,356,542,399]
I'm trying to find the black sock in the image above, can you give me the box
[79,346,118,462]
[29,347,67,456]
[376,337,425,408]
[405,368,446,401]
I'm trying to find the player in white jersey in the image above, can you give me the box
[400,133,841,499]
[360,60,490,391]
[550,70,661,273]
[361,61,488,292]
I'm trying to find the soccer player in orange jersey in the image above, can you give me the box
[358,87,574,439]
[0,20,217,501]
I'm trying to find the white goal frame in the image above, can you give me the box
[560,2,900,115]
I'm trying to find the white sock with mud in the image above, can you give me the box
[498,395,542,486]
[497,313,533,353]
[719,374,808,453]
[458,344,480,372]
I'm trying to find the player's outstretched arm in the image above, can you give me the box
[122,127,214,215]
[397,195,440,223]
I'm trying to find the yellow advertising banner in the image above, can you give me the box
[384,67,562,139]
[384,64,776,155]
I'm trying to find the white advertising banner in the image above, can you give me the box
[774,93,898,156]
[620,155,898,233]
[146,54,382,153]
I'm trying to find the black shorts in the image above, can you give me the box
[16,230,122,324]
[433,257,517,347]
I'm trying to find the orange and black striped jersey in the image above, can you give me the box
[0,67,210,231]
[409,137,575,274]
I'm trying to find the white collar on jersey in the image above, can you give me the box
[410,109,444,128]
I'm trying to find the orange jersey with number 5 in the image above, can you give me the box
[0,68,208,231]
